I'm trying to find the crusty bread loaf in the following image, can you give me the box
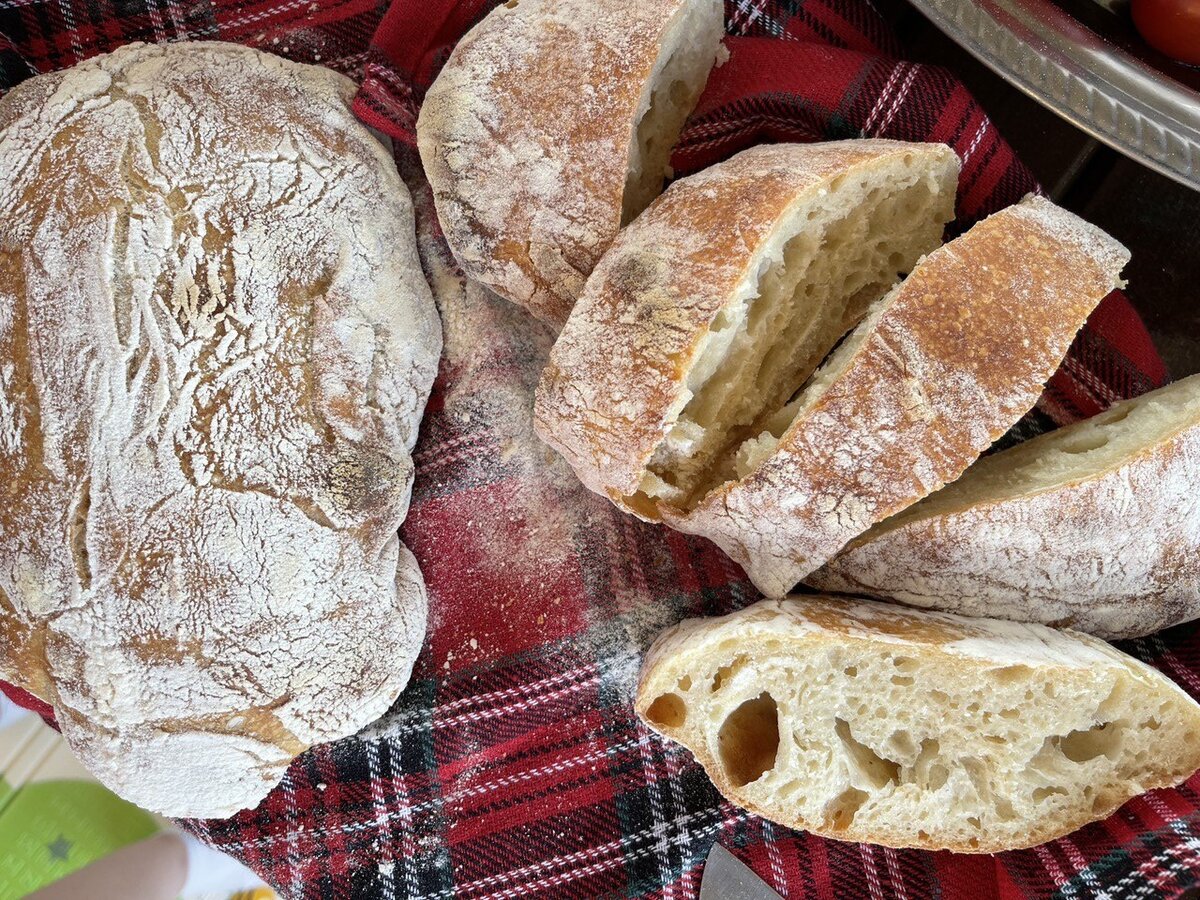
[0,42,441,817]
[810,374,1200,639]
[537,142,1129,597]
[417,0,725,327]
[536,140,960,511]
[636,595,1200,852]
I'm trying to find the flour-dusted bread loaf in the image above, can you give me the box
[636,596,1200,852]
[0,42,442,817]
[417,0,726,327]
[537,140,959,508]
[810,375,1200,639]
[539,171,1129,597]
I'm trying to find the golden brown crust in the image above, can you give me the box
[417,0,722,326]
[534,140,958,502]
[671,195,1129,595]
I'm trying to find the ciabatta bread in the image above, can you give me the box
[417,0,725,327]
[636,596,1200,852]
[536,140,959,510]
[0,42,441,817]
[810,374,1200,639]
[537,144,1128,596]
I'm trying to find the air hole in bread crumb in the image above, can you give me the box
[825,787,870,830]
[712,656,746,692]
[646,693,687,729]
[843,665,858,677]
[890,675,914,686]
[719,692,780,787]
[676,675,692,691]
[1058,721,1124,763]
[835,718,899,789]
[1032,786,1067,802]
[1059,432,1111,455]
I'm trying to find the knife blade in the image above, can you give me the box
[698,843,784,900]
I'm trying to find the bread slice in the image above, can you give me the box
[537,139,960,511]
[636,595,1200,852]
[809,374,1200,639]
[417,0,725,327]
[538,160,1129,597]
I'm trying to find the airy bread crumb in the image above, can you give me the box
[637,595,1200,852]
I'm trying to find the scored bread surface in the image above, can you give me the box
[535,139,960,508]
[0,42,441,817]
[677,195,1129,596]
[417,0,725,327]
[636,596,1200,852]
[810,374,1200,639]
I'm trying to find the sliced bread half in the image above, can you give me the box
[636,595,1200,852]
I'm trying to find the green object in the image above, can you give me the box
[0,778,159,898]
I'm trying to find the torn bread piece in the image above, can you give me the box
[810,374,1200,639]
[537,138,960,520]
[636,595,1200,852]
[417,0,726,327]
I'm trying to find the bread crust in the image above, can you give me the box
[675,195,1129,595]
[810,377,1200,639]
[534,140,960,502]
[0,42,441,817]
[636,596,1200,852]
[417,0,723,326]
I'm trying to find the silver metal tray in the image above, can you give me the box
[907,0,1200,190]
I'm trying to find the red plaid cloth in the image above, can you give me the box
[2,1,1197,898]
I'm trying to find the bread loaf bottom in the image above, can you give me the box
[637,596,1200,852]
[810,373,1200,638]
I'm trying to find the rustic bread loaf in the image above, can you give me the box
[636,595,1200,852]
[537,141,1128,596]
[810,374,1200,639]
[536,140,960,513]
[417,0,726,327]
[0,42,441,817]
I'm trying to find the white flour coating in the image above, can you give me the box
[0,42,441,817]
[812,404,1200,639]
[677,196,1130,596]
[417,0,723,326]
[395,154,707,709]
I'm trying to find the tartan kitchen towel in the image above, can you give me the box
[1,1,1196,898]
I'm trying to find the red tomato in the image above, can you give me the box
[1132,0,1200,65]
